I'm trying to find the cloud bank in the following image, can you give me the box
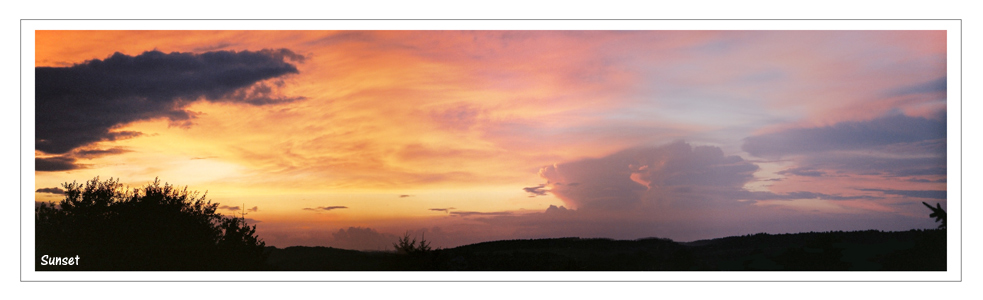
[35,49,304,170]
[329,227,398,251]
[743,113,947,184]
[742,114,945,158]
[539,141,759,211]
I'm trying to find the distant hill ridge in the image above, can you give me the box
[265,229,945,271]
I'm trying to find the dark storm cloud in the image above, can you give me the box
[857,189,947,200]
[36,156,84,171]
[302,206,348,212]
[36,147,137,172]
[742,114,945,158]
[522,184,549,197]
[35,187,65,195]
[36,49,304,155]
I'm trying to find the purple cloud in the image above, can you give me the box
[522,184,549,197]
[539,141,758,210]
[777,167,826,177]
[742,114,945,158]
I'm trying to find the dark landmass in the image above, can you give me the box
[265,229,946,271]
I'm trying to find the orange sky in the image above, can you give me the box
[33,30,949,249]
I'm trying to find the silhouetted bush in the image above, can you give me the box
[36,177,268,270]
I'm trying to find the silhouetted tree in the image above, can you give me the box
[390,231,439,270]
[35,177,268,270]
[922,201,947,229]
[392,231,432,254]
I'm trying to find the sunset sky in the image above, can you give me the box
[33,30,949,250]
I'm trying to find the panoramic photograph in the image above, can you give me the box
[32,29,949,272]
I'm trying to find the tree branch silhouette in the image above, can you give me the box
[393,231,432,254]
[922,201,946,229]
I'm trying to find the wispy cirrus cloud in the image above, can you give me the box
[302,206,348,212]
[219,205,258,213]
[449,211,513,217]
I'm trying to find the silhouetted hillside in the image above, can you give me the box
[435,237,691,270]
[265,246,394,270]
[263,229,945,271]
[682,229,945,270]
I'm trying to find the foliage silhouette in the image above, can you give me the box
[922,201,947,229]
[390,232,439,270]
[392,231,432,254]
[35,177,268,270]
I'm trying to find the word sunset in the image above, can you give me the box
[40,255,80,266]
